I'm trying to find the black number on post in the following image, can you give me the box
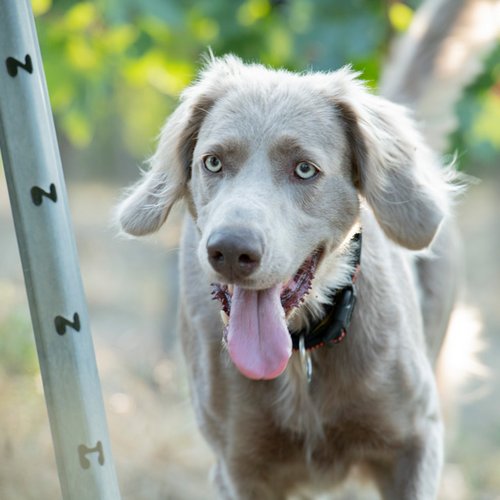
[5,54,33,77]
[31,183,57,205]
[54,313,81,336]
[78,441,105,469]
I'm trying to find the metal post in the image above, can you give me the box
[0,1,121,498]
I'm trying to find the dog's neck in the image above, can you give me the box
[289,231,361,351]
[286,225,362,339]
[273,227,363,444]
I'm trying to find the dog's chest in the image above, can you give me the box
[273,357,400,464]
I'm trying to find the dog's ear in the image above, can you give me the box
[116,89,216,237]
[117,54,245,236]
[329,69,451,250]
[116,96,211,236]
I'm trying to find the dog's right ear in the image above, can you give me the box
[116,94,213,236]
[117,54,246,236]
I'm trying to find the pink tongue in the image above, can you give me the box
[227,284,291,380]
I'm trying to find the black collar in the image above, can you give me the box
[290,232,362,351]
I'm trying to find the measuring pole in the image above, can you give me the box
[0,1,121,498]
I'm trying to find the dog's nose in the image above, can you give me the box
[207,228,263,281]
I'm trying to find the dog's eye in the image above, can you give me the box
[203,155,223,173]
[294,161,319,180]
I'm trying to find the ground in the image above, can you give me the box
[0,168,499,499]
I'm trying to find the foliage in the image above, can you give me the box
[451,44,500,169]
[31,0,499,177]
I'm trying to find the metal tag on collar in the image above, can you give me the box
[299,334,312,383]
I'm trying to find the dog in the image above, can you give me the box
[115,1,499,496]
[116,54,461,498]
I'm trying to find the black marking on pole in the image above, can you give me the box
[31,183,57,205]
[5,54,33,77]
[54,313,81,336]
[78,441,105,469]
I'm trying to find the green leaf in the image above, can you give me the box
[237,0,272,26]
[473,91,500,147]
[31,0,52,17]
[388,3,414,32]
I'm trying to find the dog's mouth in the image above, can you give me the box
[211,249,322,380]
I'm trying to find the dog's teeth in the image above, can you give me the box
[220,310,229,327]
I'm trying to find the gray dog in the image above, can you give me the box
[116,1,497,496]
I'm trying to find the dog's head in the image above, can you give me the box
[117,55,452,380]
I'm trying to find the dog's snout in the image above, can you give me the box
[207,228,263,281]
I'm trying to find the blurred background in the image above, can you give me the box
[0,0,499,498]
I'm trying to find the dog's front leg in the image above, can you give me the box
[372,416,444,500]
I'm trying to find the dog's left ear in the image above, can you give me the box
[329,69,451,250]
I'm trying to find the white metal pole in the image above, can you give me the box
[0,1,121,498]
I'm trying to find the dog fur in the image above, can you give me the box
[117,54,460,498]
[116,1,499,497]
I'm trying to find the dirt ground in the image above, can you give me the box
[0,166,499,499]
